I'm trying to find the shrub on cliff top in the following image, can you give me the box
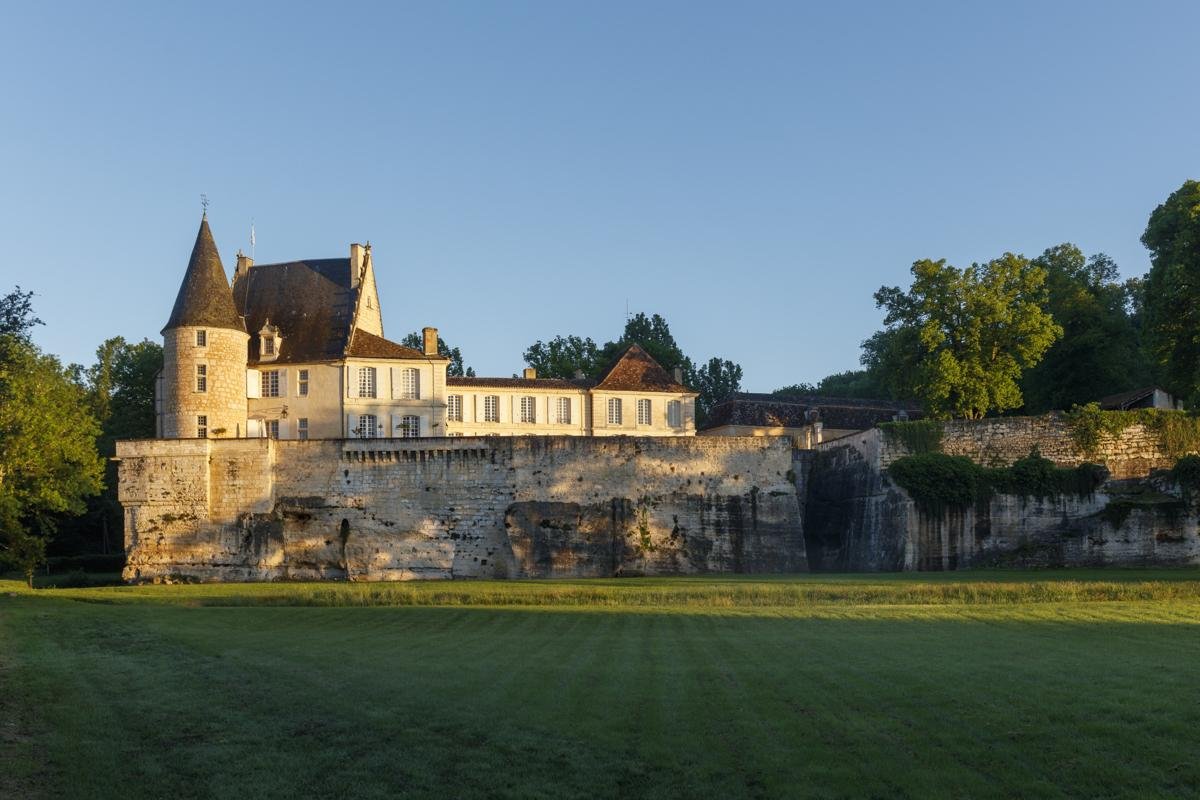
[887,450,1107,515]
[1064,402,1200,459]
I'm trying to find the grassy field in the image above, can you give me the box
[4,571,1200,799]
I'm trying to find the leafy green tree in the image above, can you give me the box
[871,254,1061,419]
[689,358,743,424]
[0,286,42,341]
[400,332,474,377]
[774,368,894,400]
[597,313,693,377]
[523,335,601,379]
[1141,179,1200,400]
[0,334,104,585]
[1019,245,1147,412]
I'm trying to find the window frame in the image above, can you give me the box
[358,414,378,438]
[358,366,377,399]
[197,415,208,438]
[667,400,683,428]
[297,418,309,440]
[399,367,420,400]
[637,398,652,426]
[519,396,536,424]
[607,398,622,425]
[400,415,421,438]
[261,369,280,398]
[196,364,207,393]
[557,397,572,425]
[447,394,463,422]
[297,369,309,397]
[195,330,207,347]
[483,395,500,423]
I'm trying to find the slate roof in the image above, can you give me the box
[701,393,922,432]
[1097,386,1170,411]
[592,344,693,393]
[163,216,245,333]
[447,376,593,390]
[233,258,356,364]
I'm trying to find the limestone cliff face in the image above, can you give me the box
[117,436,805,582]
[806,430,1200,571]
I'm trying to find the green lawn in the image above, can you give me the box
[4,572,1200,799]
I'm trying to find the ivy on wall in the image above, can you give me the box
[1063,403,1200,459]
[878,420,944,455]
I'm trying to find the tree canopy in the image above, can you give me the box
[869,255,1062,419]
[523,312,742,425]
[1142,179,1200,402]
[400,331,474,377]
[0,291,104,585]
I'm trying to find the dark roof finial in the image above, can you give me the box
[200,193,209,219]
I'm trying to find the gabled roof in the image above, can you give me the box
[346,329,441,360]
[234,258,355,364]
[592,344,693,393]
[163,216,245,333]
[701,393,922,431]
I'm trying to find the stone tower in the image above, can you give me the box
[160,214,249,438]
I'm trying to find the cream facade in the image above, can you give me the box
[159,215,697,442]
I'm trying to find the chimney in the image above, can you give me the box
[422,326,438,356]
[673,367,684,385]
[523,367,537,380]
[234,250,254,281]
[350,243,367,289]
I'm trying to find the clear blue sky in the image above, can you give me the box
[2,2,1197,391]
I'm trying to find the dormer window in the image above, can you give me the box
[258,320,282,362]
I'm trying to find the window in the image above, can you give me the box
[262,369,280,397]
[358,366,377,398]
[667,400,683,428]
[637,398,652,426]
[519,396,536,423]
[448,394,463,422]
[607,398,622,425]
[399,367,419,399]
[357,414,378,438]
[298,369,309,397]
[484,395,500,423]
[400,415,420,438]
[266,419,280,440]
[557,397,571,425]
[195,330,207,347]
[297,418,309,440]
[196,364,207,393]
[263,336,276,356]
[197,415,207,438]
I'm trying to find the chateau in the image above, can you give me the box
[158,215,697,443]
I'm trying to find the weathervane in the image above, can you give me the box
[201,194,209,216]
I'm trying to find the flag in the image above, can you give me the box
[250,222,256,249]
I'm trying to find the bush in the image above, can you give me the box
[879,420,943,455]
[887,450,1108,515]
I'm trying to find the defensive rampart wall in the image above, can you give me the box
[116,436,805,582]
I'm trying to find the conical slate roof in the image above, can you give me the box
[163,215,246,333]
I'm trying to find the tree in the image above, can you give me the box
[0,286,42,341]
[0,335,104,585]
[774,368,895,400]
[870,254,1062,419]
[1141,180,1200,401]
[1019,245,1147,412]
[597,313,692,377]
[688,358,743,424]
[523,335,601,379]
[400,332,474,377]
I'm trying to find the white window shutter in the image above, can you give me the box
[347,366,359,399]
[347,413,358,438]
[247,419,261,438]
[390,367,400,399]
[415,369,422,400]
[278,419,289,439]
[391,414,402,436]
[279,370,288,398]
[247,370,261,398]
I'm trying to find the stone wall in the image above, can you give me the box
[809,425,1200,571]
[875,413,1172,479]
[117,435,804,582]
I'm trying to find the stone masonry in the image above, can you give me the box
[117,435,804,582]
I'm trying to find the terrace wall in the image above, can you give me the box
[116,436,805,582]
